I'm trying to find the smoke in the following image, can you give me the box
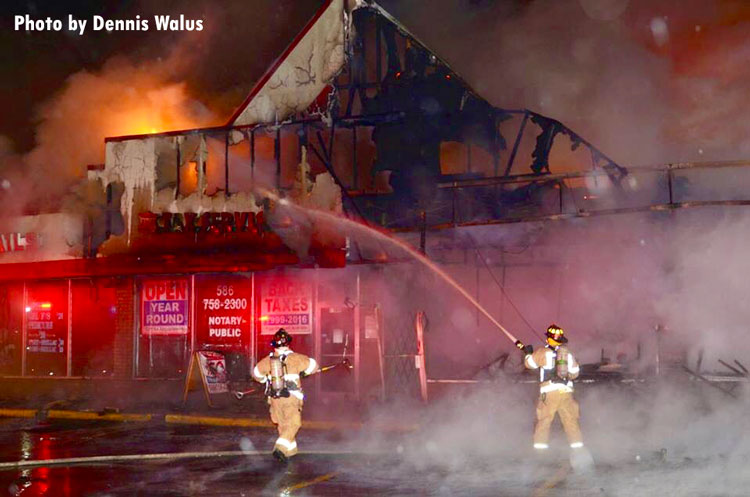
[326,371,750,495]
[292,202,750,492]
[12,54,215,215]
[379,0,750,166]
[1,0,322,215]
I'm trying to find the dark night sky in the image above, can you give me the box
[1,0,322,152]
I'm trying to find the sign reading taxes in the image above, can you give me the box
[260,278,312,335]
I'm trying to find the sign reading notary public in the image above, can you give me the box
[141,278,189,335]
[260,278,312,335]
[195,275,251,350]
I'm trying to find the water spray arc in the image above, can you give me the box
[263,191,521,346]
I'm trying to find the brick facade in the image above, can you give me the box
[113,277,135,379]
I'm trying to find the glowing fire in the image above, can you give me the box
[113,87,203,136]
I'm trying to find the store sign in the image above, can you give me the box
[197,351,229,394]
[195,275,251,350]
[0,213,81,262]
[260,278,312,335]
[0,232,40,253]
[138,211,265,235]
[26,302,66,354]
[141,278,189,335]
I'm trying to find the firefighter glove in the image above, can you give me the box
[515,340,533,354]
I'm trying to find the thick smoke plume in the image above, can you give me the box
[1,52,215,216]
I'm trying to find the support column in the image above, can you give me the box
[113,277,135,379]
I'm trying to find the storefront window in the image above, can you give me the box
[137,277,190,378]
[196,274,253,381]
[256,273,314,358]
[0,283,23,375]
[195,274,252,353]
[25,281,69,377]
[71,279,116,377]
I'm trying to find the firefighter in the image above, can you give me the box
[252,328,318,462]
[515,324,583,451]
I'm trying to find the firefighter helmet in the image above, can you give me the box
[546,324,568,344]
[271,328,292,348]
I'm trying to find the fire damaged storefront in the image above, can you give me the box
[0,0,643,404]
[0,223,389,402]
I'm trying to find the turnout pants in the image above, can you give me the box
[533,389,582,448]
[269,396,303,457]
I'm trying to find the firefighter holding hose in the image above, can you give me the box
[253,328,318,462]
[515,324,584,452]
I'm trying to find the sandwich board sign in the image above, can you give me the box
[182,350,229,407]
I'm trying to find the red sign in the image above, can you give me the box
[260,278,312,335]
[138,211,265,235]
[141,278,189,335]
[26,301,65,354]
[195,275,251,350]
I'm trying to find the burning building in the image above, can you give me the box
[3,0,742,405]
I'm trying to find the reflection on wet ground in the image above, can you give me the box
[0,418,748,496]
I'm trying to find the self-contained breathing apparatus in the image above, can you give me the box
[265,354,304,399]
[265,329,301,399]
[542,324,570,384]
[535,345,571,385]
[551,345,570,384]
[266,354,291,398]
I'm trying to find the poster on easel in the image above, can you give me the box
[182,351,229,407]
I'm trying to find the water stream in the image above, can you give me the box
[263,192,520,345]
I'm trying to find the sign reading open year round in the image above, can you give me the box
[195,275,251,350]
[141,278,189,336]
[260,278,313,335]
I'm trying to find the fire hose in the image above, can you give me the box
[233,359,354,400]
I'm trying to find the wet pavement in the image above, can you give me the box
[0,417,748,496]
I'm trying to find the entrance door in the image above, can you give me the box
[318,306,355,395]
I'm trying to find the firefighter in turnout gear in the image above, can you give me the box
[515,324,583,451]
[252,329,318,462]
